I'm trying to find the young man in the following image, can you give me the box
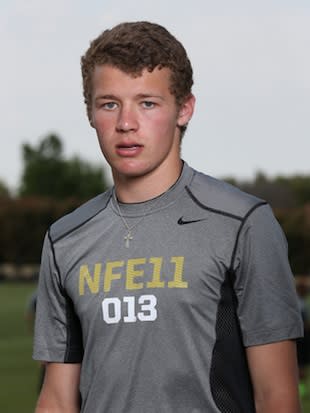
[33,21,303,412]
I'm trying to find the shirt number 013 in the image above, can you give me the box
[102,295,157,324]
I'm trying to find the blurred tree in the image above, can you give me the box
[276,205,310,274]
[241,171,297,209]
[19,133,108,199]
[0,196,82,263]
[0,179,10,198]
[223,171,310,209]
[276,175,310,206]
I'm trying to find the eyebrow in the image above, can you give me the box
[95,94,117,102]
[136,93,164,100]
[95,93,164,102]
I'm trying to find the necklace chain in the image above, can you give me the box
[113,192,150,248]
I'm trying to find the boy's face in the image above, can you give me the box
[90,64,194,184]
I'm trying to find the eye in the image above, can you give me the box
[141,101,156,109]
[102,102,118,110]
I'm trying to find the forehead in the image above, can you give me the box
[91,64,173,97]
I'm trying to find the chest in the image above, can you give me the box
[59,212,237,331]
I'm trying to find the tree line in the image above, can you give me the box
[4,133,109,199]
[0,134,309,275]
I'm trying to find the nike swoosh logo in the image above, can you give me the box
[178,217,207,225]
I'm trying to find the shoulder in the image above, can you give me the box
[49,189,112,243]
[187,168,267,220]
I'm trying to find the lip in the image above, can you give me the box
[115,143,143,157]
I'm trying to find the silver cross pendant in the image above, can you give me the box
[124,232,133,248]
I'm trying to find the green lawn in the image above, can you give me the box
[0,281,39,413]
[0,280,310,412]
[301,367,310,413]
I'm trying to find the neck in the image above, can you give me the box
[113,159,183,203]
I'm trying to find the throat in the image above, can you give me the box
[113,159,183,203]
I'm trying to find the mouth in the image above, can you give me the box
[116,143,143,157]
[117,143,142,149]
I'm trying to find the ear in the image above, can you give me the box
[89,112,95,128]
[177,94,196,127]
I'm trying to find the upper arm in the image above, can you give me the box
[246,340,301,413]
[234,205,303,347]
[35,363,81,413]
[33,233,83,364]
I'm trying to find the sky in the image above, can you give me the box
[1,0,309,191]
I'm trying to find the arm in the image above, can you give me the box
[246,340,301,413]
[35,363,81,413]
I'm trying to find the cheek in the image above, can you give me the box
[95,132,115,164]
[94,120,115,148]
[148,112,178,136]
[93,117,112,148]
[92,108,115,130]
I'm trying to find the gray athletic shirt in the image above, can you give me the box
[33,162,303,413]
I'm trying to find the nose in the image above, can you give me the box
[116,105,138,133]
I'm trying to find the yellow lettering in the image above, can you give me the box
[79,264,101,296]
[104,261,124,292]
[168,256,188,288]
[126,258,146,290]
[147,257,165,288]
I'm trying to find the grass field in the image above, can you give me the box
[0,280,310,413]
[0,281,39,413]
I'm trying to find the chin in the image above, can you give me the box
[113,162,154,180]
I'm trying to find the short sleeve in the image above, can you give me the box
[33,232,83,363]
[233,204,303,347]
